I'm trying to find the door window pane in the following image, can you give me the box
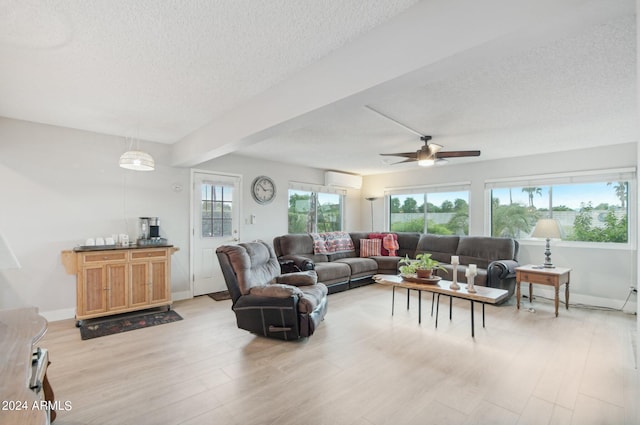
[201,183,233,237]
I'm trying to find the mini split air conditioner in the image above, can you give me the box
[324,171,362,189]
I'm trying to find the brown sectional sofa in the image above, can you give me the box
[273,232,520,301]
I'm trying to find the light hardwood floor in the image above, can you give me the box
[42,284,638,425]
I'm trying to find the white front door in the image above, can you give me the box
[192,172,241,296]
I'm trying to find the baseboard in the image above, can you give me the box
[42,291,194,322]
[172,290,192,301]
[41,308,76,322]
[529,286,637,314]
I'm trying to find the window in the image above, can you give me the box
[488,169,634,243]
[201,183,234,237]
[288,187,344,233]
[388,186,470,235]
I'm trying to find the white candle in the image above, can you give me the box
[469,264,477,273]
[451,255,459,264]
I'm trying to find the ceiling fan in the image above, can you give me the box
[365,105,481,167]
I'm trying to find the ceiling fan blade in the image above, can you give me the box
[436,150,481,158]
[380,152,417,158]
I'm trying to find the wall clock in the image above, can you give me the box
[251,175,276,204]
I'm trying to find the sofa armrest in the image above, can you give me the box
[487,260,519,280]
[279,254,315,271]
[275,270,318,286]
[249,284,303,298]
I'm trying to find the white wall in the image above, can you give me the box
[0,118,192,319]
[362,142,638,311]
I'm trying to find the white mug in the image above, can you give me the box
[105,237,115,245]
[119,234,129,246]
[85,238,95,246]
[96,237,105,246]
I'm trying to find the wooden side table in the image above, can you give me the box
[516,265,572,317]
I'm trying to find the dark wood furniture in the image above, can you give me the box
[516,265,572,317]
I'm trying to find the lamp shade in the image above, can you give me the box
[119,150,155,171]
[531,218,562,239]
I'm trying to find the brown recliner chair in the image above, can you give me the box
[216,241,328,340]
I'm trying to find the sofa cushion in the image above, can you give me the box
[360,238,381,257]
[313,262,351,285]
[373,255,401,273]
[276,234,315,256]
[415,234,460,263]
[395,232,422,258]
[334,257,378,277]
[456,237,516,269]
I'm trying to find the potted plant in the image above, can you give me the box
[399,253,448,278]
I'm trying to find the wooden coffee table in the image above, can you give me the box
[373,274,509,337]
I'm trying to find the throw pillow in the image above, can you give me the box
[368,232,398,256]
[383,233,399,257]
[360,238,382,257]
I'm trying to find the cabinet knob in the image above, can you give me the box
[103,256,109,260]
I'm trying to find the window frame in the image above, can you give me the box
[484,168,637,249]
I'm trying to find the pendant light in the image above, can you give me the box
[119,136,155,171]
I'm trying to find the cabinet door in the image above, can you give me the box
[129,262,150,308]
[149,259,169,304]
[107,263,128,311]
[81,265,107,316]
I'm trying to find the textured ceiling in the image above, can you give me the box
[0,1,636,175]
[0,0,419,141]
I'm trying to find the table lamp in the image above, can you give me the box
[531,218,562,268]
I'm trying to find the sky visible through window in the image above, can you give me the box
[491,183,625,210]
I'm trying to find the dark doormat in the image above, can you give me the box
[208,290,231,301]
[79,309,183,340]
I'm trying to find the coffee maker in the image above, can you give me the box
[137,217,167,246]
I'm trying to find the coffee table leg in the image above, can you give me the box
[407,289,410,310]
[431,293,435,316]
[418,290,422,324]
[435,294,440,329]
[392,286,395,316]
[470,300,475,338]
[566,280,570,310]
[482,303,485,328]
[449,296,452,320]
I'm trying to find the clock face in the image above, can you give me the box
[251,176,276,204]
